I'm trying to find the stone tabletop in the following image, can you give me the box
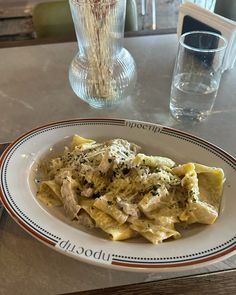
[0,34,236,294]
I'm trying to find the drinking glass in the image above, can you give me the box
[169,31,227,122]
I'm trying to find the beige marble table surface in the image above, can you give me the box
[0,34,236,295]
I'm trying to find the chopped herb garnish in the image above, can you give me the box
[152,184,161,191]
[122,168,130,175]
[93,192,100,198]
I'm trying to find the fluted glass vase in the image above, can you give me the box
[68,0,137,108]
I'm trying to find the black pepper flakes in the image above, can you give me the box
[122,168,130,175]
[93,192,100,198]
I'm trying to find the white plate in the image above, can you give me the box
[0,118,236,272]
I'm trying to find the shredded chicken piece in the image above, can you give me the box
[81,187,94,198]
[77,210,95,228]
[116,197,140,218]
[61,177,81,219]
[54,170,72,185]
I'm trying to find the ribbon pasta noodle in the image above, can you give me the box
[37,135,225,244]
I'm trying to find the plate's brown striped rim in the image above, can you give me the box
[161,127,236,169]
[111,242,236,269]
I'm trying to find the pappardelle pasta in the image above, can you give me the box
[37,135,225,244]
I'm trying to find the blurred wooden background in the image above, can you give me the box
[0,0,181,44]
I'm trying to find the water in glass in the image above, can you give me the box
[170,73,218,122]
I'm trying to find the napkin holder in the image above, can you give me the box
[177,2,236,71]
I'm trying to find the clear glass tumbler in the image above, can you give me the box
[68,0,137,109]
[169,31,227,122]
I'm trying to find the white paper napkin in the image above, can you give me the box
[177,2,236,71]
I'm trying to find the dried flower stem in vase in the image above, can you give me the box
[69,0,137,108]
